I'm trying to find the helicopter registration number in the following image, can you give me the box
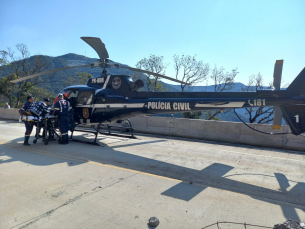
[248,99,266,106]
[148,102,191,110]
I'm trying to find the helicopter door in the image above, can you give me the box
[76,90,95,122]
[65,89,79,107]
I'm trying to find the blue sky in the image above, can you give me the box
[1,0,304,86]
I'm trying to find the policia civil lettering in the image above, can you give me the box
[147,102,191,111]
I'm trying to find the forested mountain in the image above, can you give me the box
[0,53,179,94]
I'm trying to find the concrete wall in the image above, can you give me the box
[0,108,21,121]
[1,108,304,151]
[128,116,305,151]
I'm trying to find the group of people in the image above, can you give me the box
[19,93,71,146]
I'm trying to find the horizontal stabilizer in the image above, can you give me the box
[280,105,305,135]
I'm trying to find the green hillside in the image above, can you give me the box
[0,53,179,94]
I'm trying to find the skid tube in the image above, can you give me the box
[70,119,136,145]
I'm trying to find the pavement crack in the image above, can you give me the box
[10,192,87,229]
[11,174,137,229]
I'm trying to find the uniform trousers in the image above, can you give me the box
[58,116,69,143]
[25,121,33,136]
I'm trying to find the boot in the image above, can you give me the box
[58,137,66,145]
[23,136,31,146]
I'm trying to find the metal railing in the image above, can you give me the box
[202,221,273,229]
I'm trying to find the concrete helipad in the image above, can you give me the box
[0,120,305,229]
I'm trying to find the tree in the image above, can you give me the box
[182,111,203,119]
[0,50,8,68]
[210,66,238,92]
[240,73,274,124]
[64,72,93,86]
[136,55,168,91]
[173,54,209,92]
[0,44,53,108]
[78,72,93,85]
[29,87,56,104]
[0,51,9,102]
[173,54,209,119]
[202,66,239,120]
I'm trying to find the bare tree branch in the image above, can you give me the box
[0,44,54,107]
[136,55,168,91]
[173,54,209,92]
[241,73,274,123]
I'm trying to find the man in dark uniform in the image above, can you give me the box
[53,93,71,144]
[40,98,53,139]
[19,96,34,145]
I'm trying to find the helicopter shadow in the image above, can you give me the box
[1,135,305,221]
[0,137,86,167]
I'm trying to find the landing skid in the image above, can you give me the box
[70,119,135,146]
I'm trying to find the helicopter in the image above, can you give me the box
[10,37,305,141]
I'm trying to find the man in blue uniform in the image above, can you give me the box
[19,96,34,145]
[40,98,53,139]
[53,93,71,144]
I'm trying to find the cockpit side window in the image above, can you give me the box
[77,91,94,105]
[67,89,79,99]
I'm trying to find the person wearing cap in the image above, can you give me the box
[19,96,34,145]
[44,98,50,104]
[53,93,71,144]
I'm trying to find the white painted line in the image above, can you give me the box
[93,103,145,108]
[103,75,111,89]
[195,102,245,108]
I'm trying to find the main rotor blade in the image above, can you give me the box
[81,37,109,61]
[10,64,91,83]
[123,66,191,85]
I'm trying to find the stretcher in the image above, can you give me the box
[21,115,61,145]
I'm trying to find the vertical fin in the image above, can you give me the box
[280,105,305,135]
[286,67,305,96]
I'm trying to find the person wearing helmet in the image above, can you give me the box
[64,92,70,99]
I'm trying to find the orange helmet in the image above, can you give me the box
[64,92,69,98]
